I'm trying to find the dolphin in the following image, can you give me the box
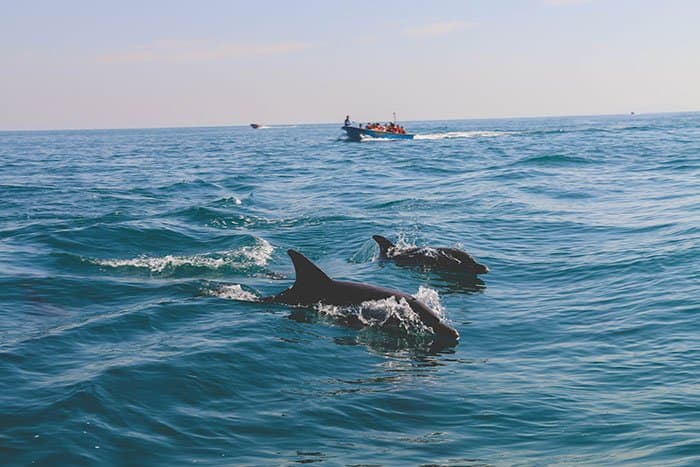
[263,249,459,346]
[373,235,489,275]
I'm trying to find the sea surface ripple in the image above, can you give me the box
[1,113,699,465]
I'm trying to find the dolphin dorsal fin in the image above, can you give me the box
[287,250,332,288]
[372,235,395,257]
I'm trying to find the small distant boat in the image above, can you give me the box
[342,125,414,141]
[250,123,261,129]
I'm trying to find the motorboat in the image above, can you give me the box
[342,124,414,141]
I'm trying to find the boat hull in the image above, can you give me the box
[342,126,414,141]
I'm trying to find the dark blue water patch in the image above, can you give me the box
[0,275,205,346]
[39,222,201,255]
[165,205,252,228]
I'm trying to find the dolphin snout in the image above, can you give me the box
[466,262,489,274]
[434,321,460,346]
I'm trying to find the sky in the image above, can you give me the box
[1,0,699,130]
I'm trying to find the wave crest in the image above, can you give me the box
[205,284,259,302]
[93,238,274,274]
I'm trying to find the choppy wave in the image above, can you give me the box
[92,238,273,274]
[512,153,594,166]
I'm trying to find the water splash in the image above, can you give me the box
[380,234,438,260]
[314,286,445,336]
[415,286,445,319]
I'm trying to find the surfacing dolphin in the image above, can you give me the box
[263,249,459,346]
[373,235,489,275]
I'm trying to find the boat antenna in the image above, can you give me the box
[393,112,397,124]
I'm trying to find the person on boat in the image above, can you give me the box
[344,115,351,126]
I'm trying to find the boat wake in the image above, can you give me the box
[415,130,513,140]
[357,135,402,142]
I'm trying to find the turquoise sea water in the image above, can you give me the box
[1,113,699,466]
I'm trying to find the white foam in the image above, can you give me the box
[205,284,259,302]
[238,238,274,267]
[393,232,418,250]
[315,297,424,332]
[93,238,274,273]
[359,136,395,142]
[414,130,511,140]
[95,254,228,272]
[314,286,444,335]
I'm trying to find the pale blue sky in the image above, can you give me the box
[1,0,699,130]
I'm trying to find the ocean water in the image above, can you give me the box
[1,113,699,466]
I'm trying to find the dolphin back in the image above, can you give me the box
[373,237,489,275]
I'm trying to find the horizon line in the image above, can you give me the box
[1,109,697,133]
